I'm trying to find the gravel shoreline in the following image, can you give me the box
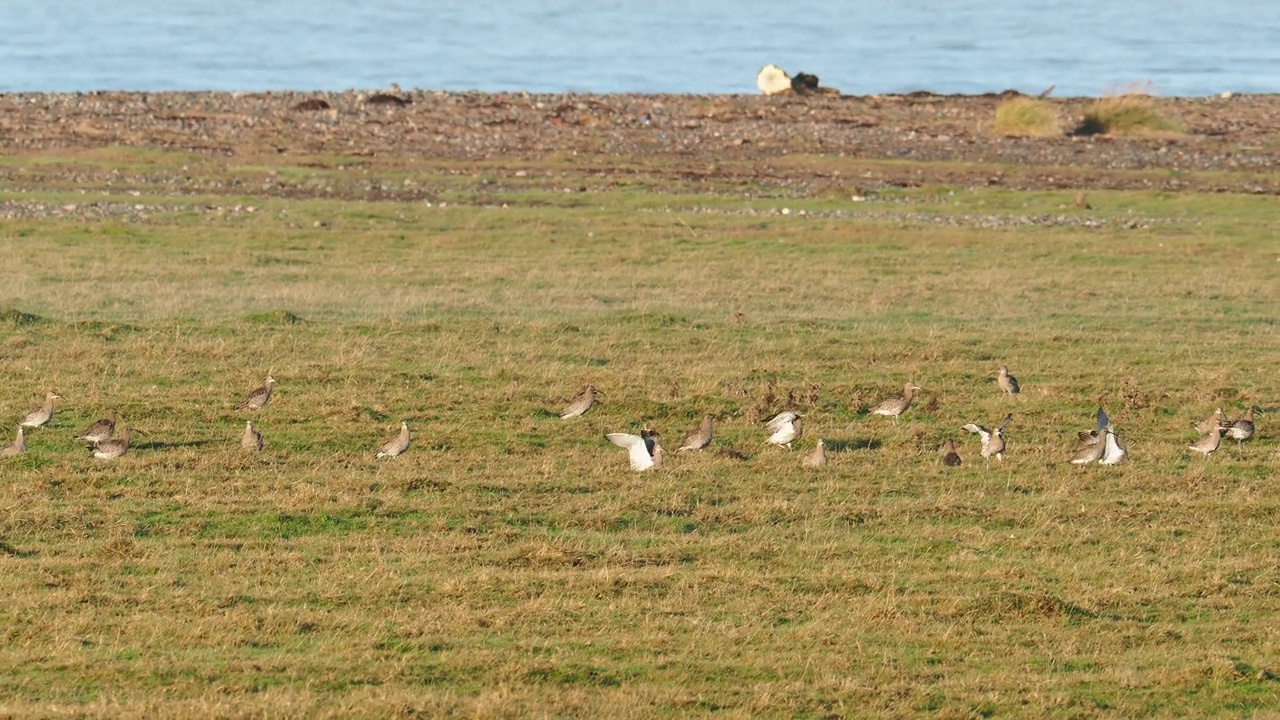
[2,90,1278,194]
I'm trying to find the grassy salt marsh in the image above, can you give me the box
[0,146,1278,717]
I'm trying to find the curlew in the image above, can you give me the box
[941,438,962,467]
[1188,424,1221,459]
[0,426,25,457]
[1072,408,1128,466]
[376,421,411,458]
[871,382,922,424]
[763,411,802,449]
[997,365,1020,397]
[239,375,277,411]
[1193,408,1223,435]
[963,414,1011,468]
[1070,435,1106,464]
[559,385,597,419]
[91,427,139,460]
[606,428,663,471]
[1100,426,1128,465]
[241,420,264,452]
[20,391,61,429]
[801,439,827,468]
[75,408,117,446]
[677,414,714,452]
[1221,408,1255,445]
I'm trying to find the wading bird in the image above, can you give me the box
[239,375,277,410]
[20,391,61,429]
[1188,424,1221,459]
[871,382,922,424]
[0,426,25,457]
[941,439,962,467]
[75,408,117,446]
[801,439,827,468]
[92,427,142,460]
[241,420,264,452]
[376,421,411,458]
[963,414,1011,468]
[763,411,802,449]
[997,365,1020,397]
[560,385,597,419]
[678,414,714,452]
[1193,408,1223,435]
[607,428,663,471]
[1221,408,1255,446]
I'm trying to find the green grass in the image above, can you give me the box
[0,148,1279,717]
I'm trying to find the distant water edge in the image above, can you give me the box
[1,0,1277,96]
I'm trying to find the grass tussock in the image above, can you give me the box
[1076,93,1184,136]
[0,306,43,325]
[993,97,1061,137]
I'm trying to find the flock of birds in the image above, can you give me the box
[0,366,1259,470]
[0,375,412,461]
[575,365,1258,472]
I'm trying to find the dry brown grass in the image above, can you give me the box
[0,152,1278,717]
[993,97,1062,137]
[1076,91,1185,136]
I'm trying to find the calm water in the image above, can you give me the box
[3,0,1277,96]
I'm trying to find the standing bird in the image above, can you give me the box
[91,427,140,460]
[560,385,597,419]
[606,428,663,471]
[1221,408,1255,446]
[763,411,802,449]
[239,375,277,410]
[20,391,61,429]
[74,408,118,446]
[801,439,828,468]
[0,426,25,457]
[678,414,714,452]
[1188,424,1221,459]
[962,414,1012,468]
[871,382,923,424]
[241,420,264,452]
[941,439,962,467]
[376,421,411,458]
[997,366,1020,397]
[1193,408,1223,435]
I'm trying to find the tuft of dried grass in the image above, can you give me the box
[993,97,1061,137]
[1075,92,1184,136]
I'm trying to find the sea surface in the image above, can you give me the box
[2,0,1277,97]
